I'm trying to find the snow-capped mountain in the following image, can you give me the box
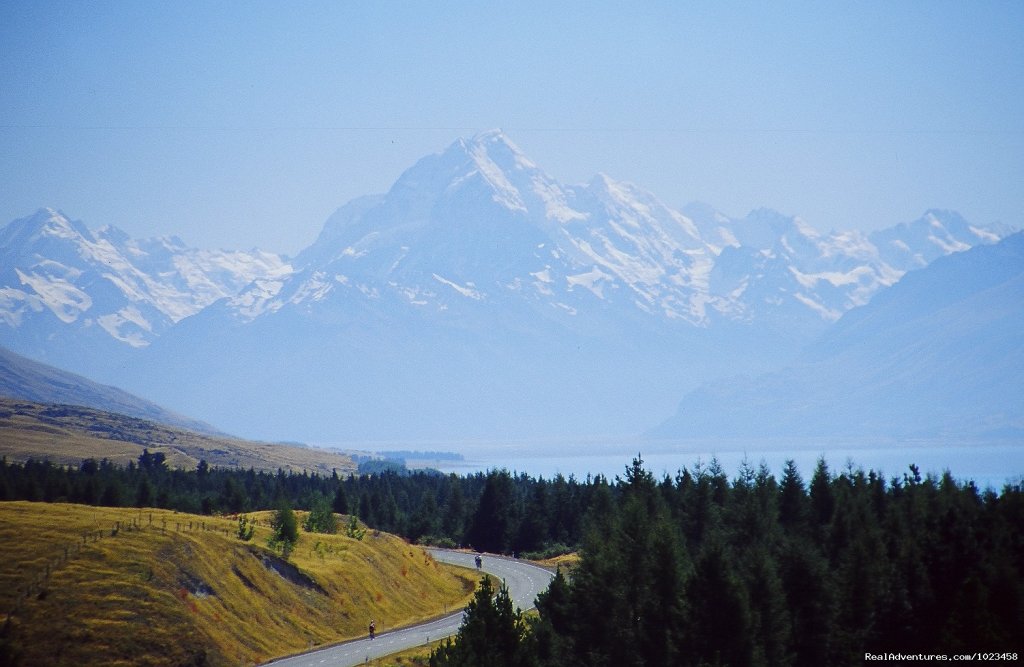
[239,131,712,333]
[110,131,1011,442]
[651,231,1024,440]
[223,131,1002,338]
[0,131,1014,442]
[0,208,290,375]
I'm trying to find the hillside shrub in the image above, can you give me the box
[268,501,299,557]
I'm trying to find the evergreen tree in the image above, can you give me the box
[467,470,518,553]
[430,575,530,667]
[531,567,575,665]
[686,541,754,667]
[100,480,123,507]
[779,536,834,666]
[269,499,299,557]
[220,477,246,513]
[135,477,153,508]
[236,514,256,541]
[137,449,167,473]
[745,550,793,666]
[642,520,689,666]
[302,493,338,534]
[345,512,366,541]
[516,478,551,553]
[358,490,374,524]
[442,474,466,541]
[559,477,623,666]
[809,457,835,529]
[408,489,440,542]
[779,459,809,533]
[332,483,349,514]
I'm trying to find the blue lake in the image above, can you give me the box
[418,438,1024,491]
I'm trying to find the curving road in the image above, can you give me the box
[263,549,554,667]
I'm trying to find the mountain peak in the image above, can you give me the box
[27,207,74,231]
[922,208,967,223]
[439,129,533,174]
[0,207,93,250]
[35,206,63,220]
[469,127,508,144]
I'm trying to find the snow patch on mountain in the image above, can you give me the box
[567,266,614,299]
[969,226,1001,243]
[433,273,484,300]
[460,140,529,213]
[0,208,291,348]
[96,306,152,347]
[14,268,92,323]
[228,278,287,321]
[291,272,334,304]
[531,176,587,224]
[793,292,841,321]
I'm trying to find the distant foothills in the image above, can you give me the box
[1,131,1021,445]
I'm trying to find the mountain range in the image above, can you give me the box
[652,231,1024,440]
[0,207,289,379]
[0,131,1017,443]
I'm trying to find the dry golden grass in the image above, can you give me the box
[363,641,439,666]
[0,502,477,666]
[535,551,579,571]
[0,397,356,475]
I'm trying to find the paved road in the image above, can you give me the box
[263,550,554,667]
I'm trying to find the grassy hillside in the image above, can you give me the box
[0,397,355,475]
[0,502,477,666]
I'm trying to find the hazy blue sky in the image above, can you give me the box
[2,1,1022,255]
